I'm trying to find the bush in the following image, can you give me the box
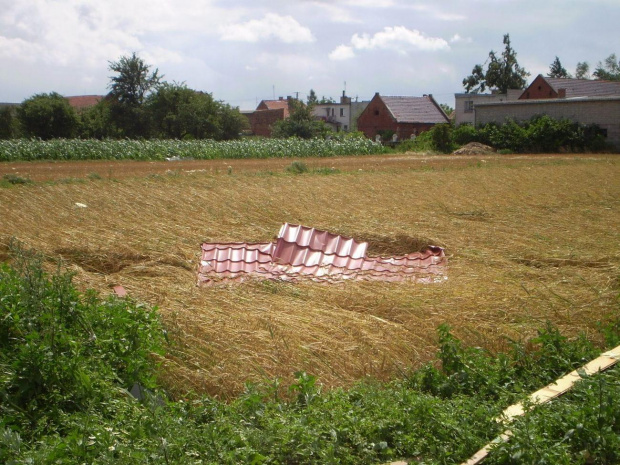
[452,124,478,146]
[286,161,309,174]
[431,123,453,153]
[452,116,611,153]
[0,244,165,440]
[17,92,80,140]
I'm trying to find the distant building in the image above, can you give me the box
[520,75,620,100]
[65,95,104,111]
[245,97,292,137]
[454,90,522,126]
[357,93,449,140]
[311,92,370,133]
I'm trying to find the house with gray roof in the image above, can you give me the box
[520,75,620,100]
[357,93,449,141]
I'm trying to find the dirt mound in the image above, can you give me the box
[453,142,495,155]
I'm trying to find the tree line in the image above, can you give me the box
[0,53,248,141]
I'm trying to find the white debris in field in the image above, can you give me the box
[75,202,87,208]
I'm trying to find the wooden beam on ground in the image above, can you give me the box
[460,345,620,465]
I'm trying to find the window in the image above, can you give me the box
[340,108,344,117]
[374,110,380,116]
[464,100,474,113]
[331,108,335,116]
[344,125,348,131]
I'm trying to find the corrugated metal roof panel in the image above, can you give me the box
[197,225,447,285]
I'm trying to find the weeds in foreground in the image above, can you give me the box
[1,246,619,464]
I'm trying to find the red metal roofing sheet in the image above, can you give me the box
[197,224,446,285]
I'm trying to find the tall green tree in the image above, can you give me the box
[463,34,530,93]
[593,53,620,81]
[306,89,318,106]
[108,52,161,106]
[575,61,590,79]
[17,92,79,140]
[547,56,570,78]
[107,52,161,138]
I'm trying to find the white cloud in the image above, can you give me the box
[329,45,355,61]
[350,26,450,52]
[0,0,242,68]
[219,13,315,43]
[343,0,395,7]
[450,34,473,44]
[308,2,361,23]
[408,4,466,21]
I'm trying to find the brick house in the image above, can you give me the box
[357,93,449,141]
[520,75,620,100]
[245,97,292,137]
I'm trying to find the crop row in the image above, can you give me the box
[0,137,386,162]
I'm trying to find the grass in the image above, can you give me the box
[0,152,619,401]
[2,253,619,464]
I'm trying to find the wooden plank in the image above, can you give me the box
[460,344,620,465]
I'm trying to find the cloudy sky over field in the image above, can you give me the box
[1,0,619,109]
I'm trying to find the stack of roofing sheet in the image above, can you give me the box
[198,223,446,285]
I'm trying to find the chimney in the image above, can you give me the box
[278,96,283,101]
[558,88,566,98]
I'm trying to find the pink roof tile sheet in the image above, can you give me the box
[198,223,447,285]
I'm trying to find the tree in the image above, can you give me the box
[548,56,570,78]
[17,92,79,139]
[463,34,530,93]
[0,106,19,139]
[108,52,161,106]
[575,61,590,79]
[146,82,246,140]
[271,99,329,139]
[307,89,318,106]
[107,52,162,138]
[439,103,454,116]
[79,99,122,139]
[593,53,620,81]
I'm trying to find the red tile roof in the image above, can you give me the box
[65,95,103,110]
[198,223,446,285]
[257,99,291,117]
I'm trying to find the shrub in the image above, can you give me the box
[431,123,453,153]
[17,92,80,140]
[453,117,611,153]
[286,160,309,174]
[452,124,478,146]
[0,244,165,439]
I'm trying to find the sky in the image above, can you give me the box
[1,0,619,110]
